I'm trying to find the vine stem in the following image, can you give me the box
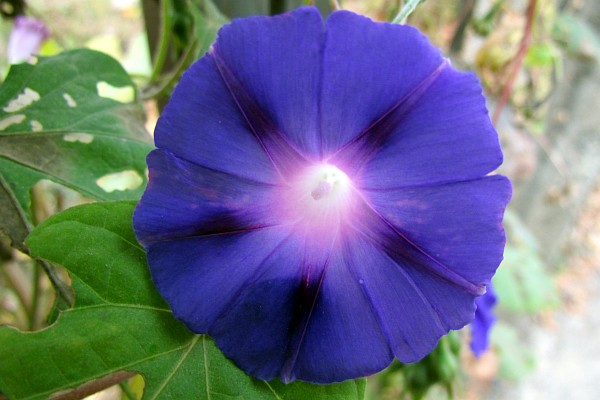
[46,371,136,400]
[140,36,199,101]
[270,0,285,15]
[392,0,427,24]
[492,0,537,125]
[28,262,41,330]
[37,259,74,308]
[149,0,172,83]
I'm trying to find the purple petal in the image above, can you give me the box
[348,190,486,296]
[356,67,503,188]
[154,56,278,184]
[211,7,324,159]
[134,7,511,384]
[287,239,394,383]
[319,11,444,156]
[470,284,497,357]
[211,229,335,381]
[363,176,511,285]
[210,52,307,178]
[338,234,466,358]
[145,225,302,380]
[7,16,50,64]
[133,150,285,245]
[328,61,447,177]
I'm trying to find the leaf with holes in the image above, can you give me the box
[0,202,365,400]
[0,49,152,249]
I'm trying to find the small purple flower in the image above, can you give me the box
[133,7,511,383]
[470,284,498,357]
[7,16,50,64]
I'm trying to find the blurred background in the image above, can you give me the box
[1,0,599,399]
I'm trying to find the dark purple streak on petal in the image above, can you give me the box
[133,149,286,246]
[364,175,511,285]
[358,68,503,189]
[154,56,277,184]
[320,11,444,156]
[281,229,337,383]
[342,233,470,362]
[211,52,308,179]
[146,226,297,350]
[288,240,394,383]
[328,60,447,176]
[207,226,332,381]
[205,229,301,378]
[348,188,485,296]
[211,7,325,159]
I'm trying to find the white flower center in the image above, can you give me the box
[287,164,353,229]
[307,164,350,202]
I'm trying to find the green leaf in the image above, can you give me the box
[0,202,365,400]
[191,0,230,59]
[493,211,560,313]
[0,49,153,249]
[0,158,40,250]
[491,322,536,380]
[553,14,600,61]
[524,43,560,68]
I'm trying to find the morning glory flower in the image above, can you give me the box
[133,7,511,383]
[7,16,50,64]
[470,284,498,357]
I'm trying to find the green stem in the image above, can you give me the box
[270,0,285,15]
[140,37,199,101]
[38,259,74,308]
[150,0,173,83]
[28,262,41,330]
[392,0,426,24]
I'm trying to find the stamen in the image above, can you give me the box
[311,180,332,200]
[284,164,353,229]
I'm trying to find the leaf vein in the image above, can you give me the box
[150,335,200,399]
